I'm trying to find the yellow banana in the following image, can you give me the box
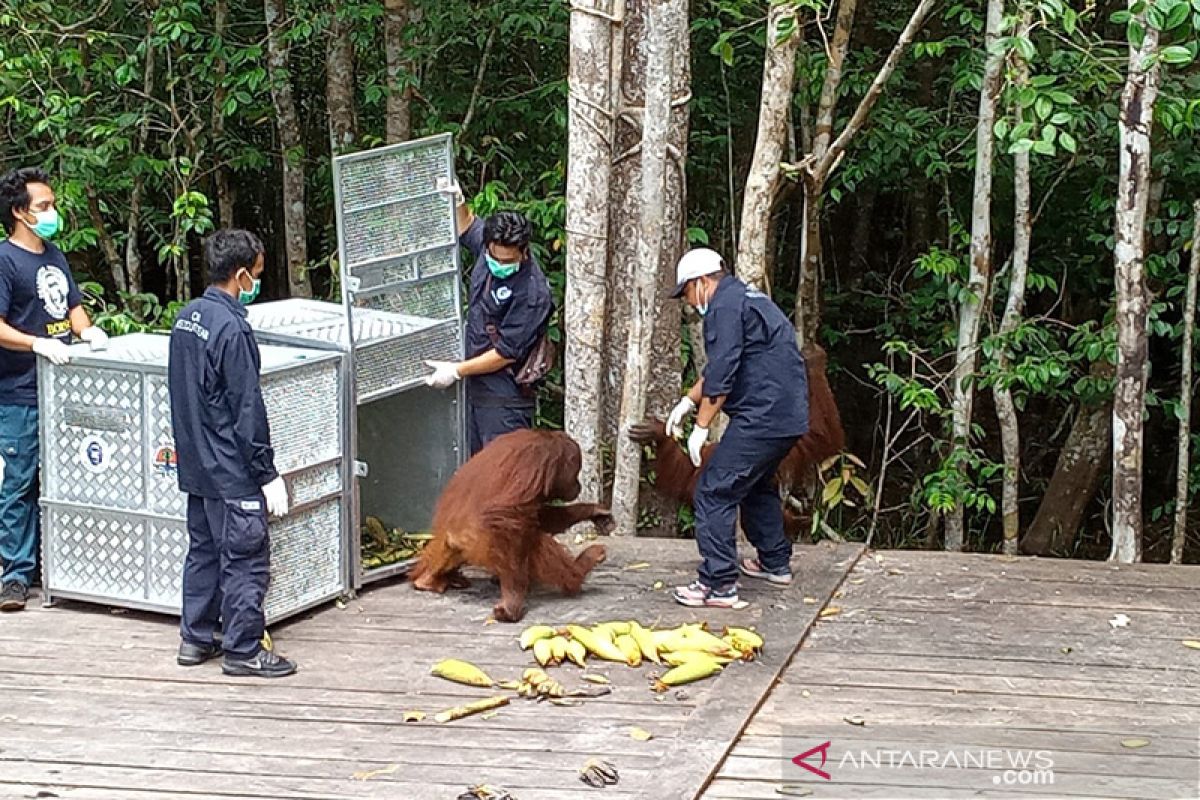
[628,621,660,664]
[567,624,628,663]
[533,638,555,666]
[662,650,733,667]
[550,636,569,664]
[565,639,588,668]
[724,626,764,651]
[594,621,631,637]
[654,654,724,690]
[614,634,642,667]
[523,667,550,686]
[519,625,556,650]
[430,659,494,688]
[664,626,739,658]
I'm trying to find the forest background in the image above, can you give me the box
[1,0,1197,562]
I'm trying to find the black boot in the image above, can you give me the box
[177,640,222,666]
[0,581,28,612]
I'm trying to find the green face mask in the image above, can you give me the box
[486,254,520,279]
[25,209,61,239]
[236,269,261,305]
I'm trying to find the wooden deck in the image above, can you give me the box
[4,542,1198,799]
[0,538,861,800]
[702,550,1200,800]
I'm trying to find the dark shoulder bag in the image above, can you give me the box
[483,273,557,396]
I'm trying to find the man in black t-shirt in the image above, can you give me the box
[424,187,553,455]
[0,167,108,611]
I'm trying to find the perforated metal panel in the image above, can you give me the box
[38,333,350,621]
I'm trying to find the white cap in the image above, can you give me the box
[670,248,725,298]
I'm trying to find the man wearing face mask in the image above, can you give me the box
[0,167,108,612]
[665,248,810,608]
[425,189,553,455]
[167,229,295,677]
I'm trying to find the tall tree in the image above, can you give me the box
[264,0,312,297]
[383,0,414,143]
[326,3,359,154]
[1170,199,1199,565]
[1110,4,1162,564]
[736,0,802,292]
[564,0,616,502]
[993,9,1033,557]
[211,0,235,228]
[946,0,1005,551]
[611,0,674,534]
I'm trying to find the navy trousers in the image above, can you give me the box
[693,424,799,588]
[468,403,533,455]
[0,404,40,588]
[180,494,270,659]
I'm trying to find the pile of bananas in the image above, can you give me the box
[519,620,764,692]
[361,516,432,569]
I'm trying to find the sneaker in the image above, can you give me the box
[739,558,793,586]
[672,580,739,608]
[222,648,297,678]
[0,581,28,612]
[177,640,223,667]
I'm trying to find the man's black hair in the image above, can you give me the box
[0,167,52,235]
[483,210,533,251]
[204,229,265,284]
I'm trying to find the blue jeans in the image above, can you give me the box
[0,404,40,588]
[693,424,799,588]
[181,494,271,659]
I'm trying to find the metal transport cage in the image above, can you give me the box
[38,333,351,622]
[248,132,467,587]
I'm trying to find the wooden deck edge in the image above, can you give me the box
[665,543,868,800]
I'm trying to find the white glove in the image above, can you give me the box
[424,359,461,389]
[31,337,71,366]
[666,396,696,438]
[262,476,289,518]
[79,326,109,351]
[437,177,465,206]
[687,425,709,468]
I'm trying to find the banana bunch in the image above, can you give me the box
[512,667,566,699]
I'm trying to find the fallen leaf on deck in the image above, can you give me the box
[583,674,611,684]
[579,758,619,787]
[802,597,818,605]
[630,727,654,741]
[801,689,811,698]
[1182,641,1200,650]
[777,787,814,797]
[819,607,842,618]
[1120,738,1150,749]
[624,562,651,571]
[402,711,425,723]
[1109,613,1131,629]
[352,764,399,781]
[843,715,866,726]
[335,598,347,610]
[652,581,665,590]
[886,568,905,576]
[550,698,583,707]
[1060,646,1073,654]
[731,600,751,610]
[848,578,866,585]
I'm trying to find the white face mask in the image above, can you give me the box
[694,281,710,316]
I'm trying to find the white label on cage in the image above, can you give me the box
[79,435,111,474]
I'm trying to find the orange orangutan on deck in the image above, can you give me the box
[410,429,611,623]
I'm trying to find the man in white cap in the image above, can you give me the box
[665,248,810,607]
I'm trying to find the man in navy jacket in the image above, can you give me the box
[168,229,295,677]
[666,248,810,608]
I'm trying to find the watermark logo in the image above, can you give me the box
[791,741,832,781]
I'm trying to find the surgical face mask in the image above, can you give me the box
[24,208,60,239]
[694,281,710,316]
[486,253,521,279]
[236,268,262,305]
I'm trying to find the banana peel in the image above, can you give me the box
[580,758,619,787]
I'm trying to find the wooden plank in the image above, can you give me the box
[702,776,1159,800]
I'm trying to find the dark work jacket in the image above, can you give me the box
[701,275,810,438]
[460,218,553,408]
[168,287,279,499]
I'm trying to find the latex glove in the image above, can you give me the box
[665,396,696,438]
[425,359,461,389]
[79,326,109,351]
[31,337,71,366]
[437,177,465,207]
[262,476,289,518]
[687,425,709,468]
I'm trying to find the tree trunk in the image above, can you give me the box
[125,2,158,296]
[735,0,802,292]
[946,0,1004,551]
[326,4,358,154]
[384,0,413,143]
[265,0,312,298]
[1110,11,1161,564]
[565,0,616,503]
[1022,371,1114,556]
[1171,199,1200,564]
[611,0,674,535]
[86,190,125,293]
[212,0,235,227]
[602,0,687,528]
[993,10,1032,557]
[791,0,935,345]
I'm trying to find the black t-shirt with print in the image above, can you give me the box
[0,240,82,406]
